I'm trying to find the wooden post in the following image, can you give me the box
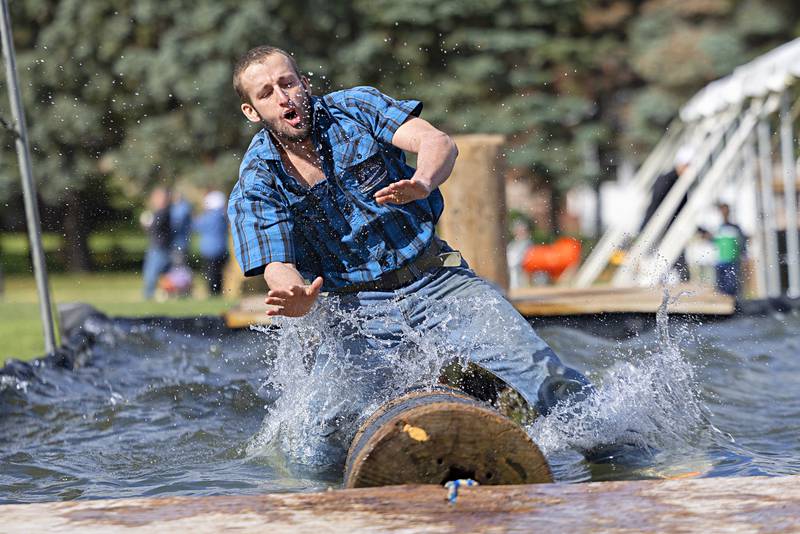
[438,134,509,292]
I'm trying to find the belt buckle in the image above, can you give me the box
[439,251,462,267]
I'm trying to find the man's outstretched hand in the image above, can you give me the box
[374,178,431,205]
[264,276,323,317]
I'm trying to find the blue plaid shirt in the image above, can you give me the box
[228,86,445,291]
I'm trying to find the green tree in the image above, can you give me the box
[2,0,799,256]
[0,0,355,270]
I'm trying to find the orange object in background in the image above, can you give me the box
[521,237,582,280]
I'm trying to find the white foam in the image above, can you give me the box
[246,289,708,470]
[245,296,479,466]
[527,290,707,456]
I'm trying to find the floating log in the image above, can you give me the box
[344,387,552,488]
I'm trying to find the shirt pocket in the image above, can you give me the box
[351,155,390,195]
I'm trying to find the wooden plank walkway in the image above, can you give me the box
[224,284,735,328]
[3,476,797,533]
[509,283,735,317]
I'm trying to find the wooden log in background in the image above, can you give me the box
[438,134,509,291]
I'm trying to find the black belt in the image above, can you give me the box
[332,239,458,294]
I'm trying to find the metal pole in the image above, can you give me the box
[0,0,57,353]
[779,91,800,297]
[757,116,782,297]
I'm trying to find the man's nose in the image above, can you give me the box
[275,87,291,105]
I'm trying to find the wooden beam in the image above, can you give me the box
[509,283,735,316]
[3,476,798,533]
[224,284,735,328]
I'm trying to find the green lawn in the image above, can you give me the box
[0,273,236,365]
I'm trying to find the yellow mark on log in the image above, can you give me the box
[403,424,429,442]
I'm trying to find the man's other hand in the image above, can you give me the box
[264,276,323,317]
[374,178,431,205]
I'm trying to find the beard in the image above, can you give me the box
[260,90,313,143]
[266,115,312,143]
[277,124,311,143]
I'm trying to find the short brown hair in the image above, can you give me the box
[233,46,301,103]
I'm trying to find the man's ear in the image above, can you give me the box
[241,102,261,124]
[301,76,312,93]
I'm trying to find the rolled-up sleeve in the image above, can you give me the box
[228,161,295,277]
[341,86,422,145]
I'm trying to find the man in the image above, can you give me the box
[194,190,229,296]
[640,146,694,281]
[227,46,590,463]
[170,190,193,263]
[141,187,172,300]
[507,218,534,289]
[714,203,747,296]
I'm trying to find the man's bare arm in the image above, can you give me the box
[374,117,458,205]
[263,262,323,317]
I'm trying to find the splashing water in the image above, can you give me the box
[527,289,707,460]
[3,299,799,502]
[246,294,500,468]
[247,287,710,477]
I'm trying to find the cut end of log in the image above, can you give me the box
[344,389,552,488]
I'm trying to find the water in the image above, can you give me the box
[2,304,800,503]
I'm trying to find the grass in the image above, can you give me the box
[1,231,148,255]
[1,231,150,274]
[0,272,236,365]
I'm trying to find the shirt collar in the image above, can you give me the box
[252,95,330,161]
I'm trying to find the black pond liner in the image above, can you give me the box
[0,304,266,381]
[3,296,799,380]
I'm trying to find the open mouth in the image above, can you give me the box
[283,108,301,127]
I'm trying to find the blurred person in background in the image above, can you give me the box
[194,190,229,296]
[714,203,747,297]
[640,146,694,281]
[170,190,193,265]
[140,187,172,300]
[507,218,533,289]
[687,227,718,286]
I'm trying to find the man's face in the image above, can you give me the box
[149,188,170,211]
[239,54,312,143]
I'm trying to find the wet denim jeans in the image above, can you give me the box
[305,263,591,465]
[142,247,171,299]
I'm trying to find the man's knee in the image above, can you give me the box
[536,365,593,416]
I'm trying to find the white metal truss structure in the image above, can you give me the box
[574,38,800,298]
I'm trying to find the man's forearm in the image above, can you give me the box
[413,132,458,191]
[263,261,306,291]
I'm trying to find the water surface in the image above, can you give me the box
[1,306,799,503]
